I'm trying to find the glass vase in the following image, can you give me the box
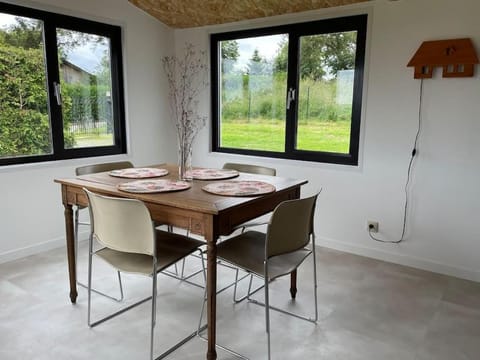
[178,145,193,181]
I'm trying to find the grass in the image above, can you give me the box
[72,133,114,148]
[70,118,352,154]
[221,118,351,153]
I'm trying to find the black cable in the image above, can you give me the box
[369,79,424,243]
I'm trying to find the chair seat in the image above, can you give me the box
[96,230,204,276]
[217,230,311,281]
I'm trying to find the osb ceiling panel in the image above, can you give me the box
[129,0,371,28]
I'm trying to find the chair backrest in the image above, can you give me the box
[265,193,318,258]
[84,189,155,256]
[223,162,276,176]
[76,161,134,176]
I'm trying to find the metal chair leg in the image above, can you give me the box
[150,261,158,360]
[312,236,319,322]
[264,273,271,360]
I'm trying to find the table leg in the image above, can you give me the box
[206,236,217,360]
[290,269,297,299]
[64,204,78,303]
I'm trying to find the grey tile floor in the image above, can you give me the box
[1,243,480,359]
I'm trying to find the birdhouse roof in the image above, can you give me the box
[407,38,479,66]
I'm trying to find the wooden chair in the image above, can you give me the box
[84,189,206,360]
[201,193,319,359]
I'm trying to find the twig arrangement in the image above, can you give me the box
[162,43,208,177]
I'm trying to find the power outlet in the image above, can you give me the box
[367,221,379,233]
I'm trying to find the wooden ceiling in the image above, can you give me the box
[128,0,371,29]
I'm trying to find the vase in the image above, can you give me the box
[178,145,193,181]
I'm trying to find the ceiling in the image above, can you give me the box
[128,0,371,29]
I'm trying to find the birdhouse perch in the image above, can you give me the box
[407,38,479,79]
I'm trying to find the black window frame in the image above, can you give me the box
[0,2,126,166]
[211,14,367,165]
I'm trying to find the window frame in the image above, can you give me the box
[211,14,367,165]
[0,2,126,166]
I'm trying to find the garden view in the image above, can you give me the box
[0,14,114,159]
[219,32,357,154]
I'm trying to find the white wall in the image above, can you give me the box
[0,0,177,262]
[2,0,479,283]
[175,0,480,281]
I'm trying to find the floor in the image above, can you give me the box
[1,243,480,360]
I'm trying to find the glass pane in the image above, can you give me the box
[0,13,52,159]
[57,28,114,149]
[219,34,287,152]
[296,31,357,154]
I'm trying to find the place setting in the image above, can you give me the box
[202,180,276,197]
[109,167,169,179]
[107,166,192,194]
[185,168,239,180]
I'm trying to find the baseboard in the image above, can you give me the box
[317,236,480,283]
[0,230,90,265]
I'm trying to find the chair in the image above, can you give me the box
[205,193,319,359]
[84,189,206,360]
[74,161,134,301]
[222,163,276,231]
[222,162,276,176]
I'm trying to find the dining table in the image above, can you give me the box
[54,163,308,360]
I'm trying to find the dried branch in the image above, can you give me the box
[162,43,208,154]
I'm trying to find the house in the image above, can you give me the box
[1,0,479,359]
[60,59,96,85]
[407,38,479,78]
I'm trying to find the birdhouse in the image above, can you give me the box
[407,38,479,79]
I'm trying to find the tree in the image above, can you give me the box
[1,17,43,50]
[273,32,357,80]
[247,48,268,75]
[0,18,76,158]
[221,40,239,60]
[221,40,239,74]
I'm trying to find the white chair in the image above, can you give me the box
[84,189,206,360]
[202,193,319,359]
[74,161,134,301]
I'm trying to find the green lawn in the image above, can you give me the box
[73,133,114,148]
[221,119,351,153]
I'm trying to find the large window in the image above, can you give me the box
[211,15,367,165]
[0,3,126,166]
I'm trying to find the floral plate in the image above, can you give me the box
[109,167,168,179]
[186,168,239,180]
[202,180,276,197]
[117,179,191,193]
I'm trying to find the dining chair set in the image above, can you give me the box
[74,161,319,360]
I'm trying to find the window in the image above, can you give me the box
[211,15,367,165]
[0,2,126,166]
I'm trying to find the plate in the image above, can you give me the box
[109,167,168,179]
[117,179,191,193]
[186,168,239,180]
[202,180,276,197]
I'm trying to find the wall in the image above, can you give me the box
[0,0,177,262]
[175,0,480,281]
[2,0,479,283]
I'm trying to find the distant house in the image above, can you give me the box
[60,59,96,85]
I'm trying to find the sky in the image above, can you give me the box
[234,34,284,71]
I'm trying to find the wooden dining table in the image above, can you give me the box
[54,163,307,360]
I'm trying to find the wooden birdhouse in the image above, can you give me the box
[407,38,479,79]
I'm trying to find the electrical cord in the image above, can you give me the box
[369,79,424,243]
